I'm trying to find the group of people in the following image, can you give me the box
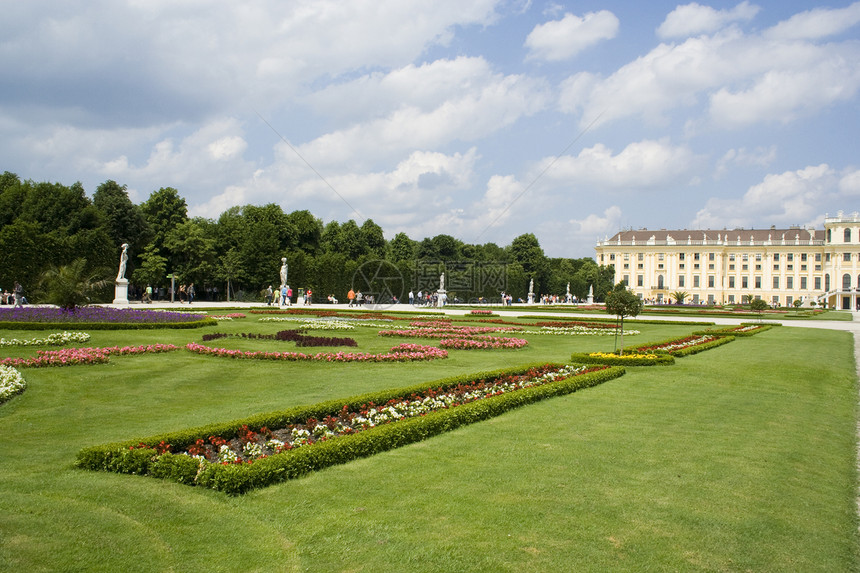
[0,282,25,306]
[407,290,447,307]
[266,285,318,307]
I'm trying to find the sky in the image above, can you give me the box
[2,0,860,258]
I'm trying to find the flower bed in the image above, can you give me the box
[0,331,91,347]
[209,313,246,320]
[0,344,180,368]
[439,336,528,349]
[202,330,357,348]
[525,326,640,336]
[77,362,625,494]
[0,307,216,330]
[185,342,447,362]
[0,365,25,404]
[378,325,522,338]
[628,334,735,357]
[570,351,675,366]
[693,324,774,337]
[468,310,496,316]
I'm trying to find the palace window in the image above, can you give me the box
[773,276,779,289]
[801,277,807,289]
[845,228,852,242]
[742,276,749,289]
[729,276,735,288]
[693,276,700,287]
[786,276,793,289]
[708,275,715,288]
[755,276,762,289]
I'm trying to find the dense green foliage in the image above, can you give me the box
[0,172,613,304]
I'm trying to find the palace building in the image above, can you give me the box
[594,211,860,310]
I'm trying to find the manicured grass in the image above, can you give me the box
[0,313,857,571]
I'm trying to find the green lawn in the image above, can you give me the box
[0,313,857,571]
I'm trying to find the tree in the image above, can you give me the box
[140,187,188,270]
[508,233,550,295]
[163,219,217,285]
[37,258,111,311]
[671,291,688,305]
[360,219,386,258]
[93,180,151,255]
[604,282,643,355]
[388,232,416,262]
[750,298,769,321]
[132,244,168,288]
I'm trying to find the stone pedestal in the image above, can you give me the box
[113,279,129,305]
[436,289,446,307]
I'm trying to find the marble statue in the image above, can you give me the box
[116,243,129,281]
[280,257,288,288]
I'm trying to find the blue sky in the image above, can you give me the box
[2,0,859,257]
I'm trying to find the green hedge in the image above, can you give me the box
[0,318,217,330]
[692,324,775,337]
[516,316,715,327]
[569,352,675,367]
[627,334,736,357]
[77,363,625,494]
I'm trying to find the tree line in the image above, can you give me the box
[0,172,613,304]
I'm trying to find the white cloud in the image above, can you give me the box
[709,51,860,126]
[715,146,777,178]
[539,139,701,189]
[693,164,838,228]
[765,1,860,40]
[293,59,550,169]
[571,205,623,237]
[525,11,619,61]
[840,170,860,196]
[657,2,760,39]
[563,14,860,131]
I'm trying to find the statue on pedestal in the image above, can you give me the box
[116,243,129,281]
[280,258,288,288]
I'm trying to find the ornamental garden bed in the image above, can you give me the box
[693,324,775,337]
[77,362,625,494]
[569,352,675,366]
[0,307,216,330]
[627,334,735,357]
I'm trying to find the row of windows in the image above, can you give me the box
[624,275,825,290]
[609,252,834,262]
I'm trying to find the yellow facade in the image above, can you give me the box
[594,212,860,309]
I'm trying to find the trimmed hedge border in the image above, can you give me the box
[517,316,716,327]
[627,334,736,357]
[0,318,217,330]
[77,362,625,494]
[692,324,776,337]
[569,352,675,367]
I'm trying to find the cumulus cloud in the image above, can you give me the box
[765,1,860,40]
[525,10,619,61]
[562,10,860,131]
[538,139,702,189]
[657,1,760,39]
[292,59,550,169]
[692,164,839,228]
[715,146,777,178]
[0,1,501,128]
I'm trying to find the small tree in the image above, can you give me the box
[604,282,644,355]
[749,298,769,322]
[38,258,111,311]
[671,290,688,305]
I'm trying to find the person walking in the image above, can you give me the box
[266,285,273,305]
[347,288,355,307]
[13,281,23,307]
